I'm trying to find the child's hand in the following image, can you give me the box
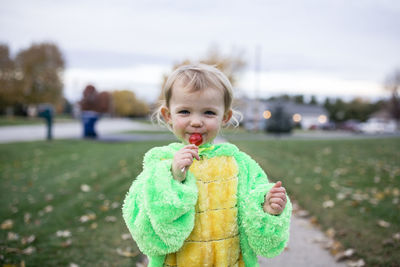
[171,144,200,182]
[263,181,287,215]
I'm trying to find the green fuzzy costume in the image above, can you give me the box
[122,142,292,267]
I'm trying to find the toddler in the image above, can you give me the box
[122,64,292,267]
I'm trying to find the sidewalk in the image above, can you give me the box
[0,118,164,143]
[259,213,346,267]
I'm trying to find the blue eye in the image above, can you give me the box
[178,110,190,114]
[205,111,216,115]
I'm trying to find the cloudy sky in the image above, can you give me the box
[1,0,399,103]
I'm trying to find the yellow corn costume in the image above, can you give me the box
[123,143,292,267]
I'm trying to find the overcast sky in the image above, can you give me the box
[1,0,399,103]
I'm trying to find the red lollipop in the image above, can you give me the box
[189,133,203,146]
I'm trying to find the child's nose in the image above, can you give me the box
[190,117,203,127]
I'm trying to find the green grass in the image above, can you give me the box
[231,137,400,266]
[1,137,399,266]
[0,140,170,266]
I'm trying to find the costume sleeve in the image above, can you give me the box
[236,152,292,258]
[122,146,198,257]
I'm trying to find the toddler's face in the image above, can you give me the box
[161,82,231,145]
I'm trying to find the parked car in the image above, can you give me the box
[338,120,362,132]
[360,118,397,134]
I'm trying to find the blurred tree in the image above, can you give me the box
[324,97,383,123]
[80,85,99,111]
[15,42,65,105]
[0,44,22,113]
[159,46,246,101]
[79,85,112,113]
[265,102,293,134]
[293,94,304,104]
[384,69,400,128]
[111,90,149,117]
[309,95,318,105]
[324,98,347,123]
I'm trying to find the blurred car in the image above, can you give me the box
[360,118,397,134]
[338,120,362,132]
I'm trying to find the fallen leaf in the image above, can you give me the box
[121,233,132,240]
[393,188,400,197]
[393,232,400,241]
[1,219,13,230]
[24,213,32,224]
[323,200,335,209]
[377,220,391,228]
[44,205,53,213]
[21,235,35,245]
[347,259,365,267]
[90,223,98,229]
[45,194,54,201]
[314,166,322,174]
[7,232,19,241]
[382,238,395,246]
[81,184,91,192]
[335,248,355,262]
[79,213,96,223]
[294,177,302,184]
[69,263,79,267]
[100,205,109,212]
[116,247,140,258]
[56,230,72,238]
[296,210,310,218]
[22,246,36,255]
[329,240,343,256]
[325,228,336,239]
[105,216,117,223]
[111,202,120,209]
[314,184,322,191]
[61,239,72,248]
[310,216,319,225]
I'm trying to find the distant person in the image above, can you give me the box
[79,85,99,138]
[122,64,291,266]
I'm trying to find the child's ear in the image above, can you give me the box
[223,109,233,124]
[160,106,171,123]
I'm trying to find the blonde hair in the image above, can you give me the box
[153,64,241,129]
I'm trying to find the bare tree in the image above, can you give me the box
[385,69,400,128]
[158,46,246,101]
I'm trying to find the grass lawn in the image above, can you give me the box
[231,137,400,266]
[0,140,170,266]
[1,137,399,266]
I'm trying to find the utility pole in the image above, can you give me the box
[253,45,261,131]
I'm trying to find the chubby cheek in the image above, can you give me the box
[205,119,222,136]
[172,118,188,135]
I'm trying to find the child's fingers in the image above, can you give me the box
[269,188,286,195]
[268,192,286,201]
[273,181,282,188]
[181,146,200,160]
[270,203,283,211]
[270,197,286,207]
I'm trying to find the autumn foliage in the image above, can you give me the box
[111,90,149,117]
[0,42,65,114]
